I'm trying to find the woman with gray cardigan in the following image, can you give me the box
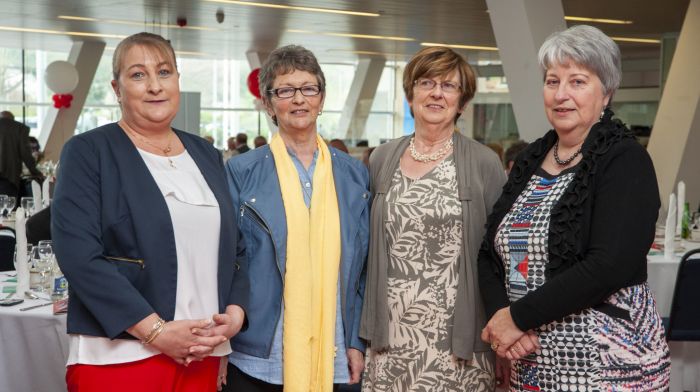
[360,46,507,391]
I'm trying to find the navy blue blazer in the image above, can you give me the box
[52,123,248,339]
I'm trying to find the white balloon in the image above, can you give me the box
[45,61,79,93]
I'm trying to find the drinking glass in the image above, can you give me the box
[33,243,53,292]
[5,196,16,216]
[20,197,34,217]
[0,195,6,220]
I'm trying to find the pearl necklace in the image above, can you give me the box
[553,140,582,166]
[121,121,177,168]
[409,135,453,163]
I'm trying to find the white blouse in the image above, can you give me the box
[67,148,231,365]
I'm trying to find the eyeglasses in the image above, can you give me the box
[414,78,461,94]
[268,85,322,99]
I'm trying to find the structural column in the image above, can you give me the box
[338,57,386,141]
[40,41,105,161]
[647,0,700,211]
[246,50,277,133]
[486,0,566,142]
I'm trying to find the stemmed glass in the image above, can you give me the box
[5,196,16,217]
[0,195,6,222]
[20,197,34,217]
[34,241,54,292]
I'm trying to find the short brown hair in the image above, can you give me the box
[112,32,177,80]
[403,46,477,122]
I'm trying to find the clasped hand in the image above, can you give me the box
[151,305,245,366]
[481,307,540,361]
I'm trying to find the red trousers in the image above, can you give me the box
[66,354,220,392]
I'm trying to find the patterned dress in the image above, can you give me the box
[363,156,493,392]
[495,167,670,391]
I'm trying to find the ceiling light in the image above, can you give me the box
[204,0,379,17]
[175,50,208,56]
[611,36,661,44]
[0,25,125,39]
[58,15,98,22]
[287,29,413,42]
[565,16,633,25]
[327,49,409,57]
[421,42,498,51]
[59,15,217,31]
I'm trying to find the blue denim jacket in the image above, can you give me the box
[225,144,370,358]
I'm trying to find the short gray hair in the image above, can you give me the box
[258,44,325,104]
[538,25,621,96]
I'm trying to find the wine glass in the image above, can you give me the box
[34,242,53,292]
[20,197,34,217]
[5,196,16,217]
[0,195,6,220]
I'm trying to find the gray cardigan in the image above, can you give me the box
[359,132,506,359]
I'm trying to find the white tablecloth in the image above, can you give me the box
[0,272,68,392]
[648,240,700,392]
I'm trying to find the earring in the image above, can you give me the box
[318,110,323,116]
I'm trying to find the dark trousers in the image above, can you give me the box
[223,364,343,392]
[0,177,17,199]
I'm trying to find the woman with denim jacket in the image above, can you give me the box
[222,45,370,392]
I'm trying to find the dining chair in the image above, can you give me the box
[665,248,700,341]
[0,227,16,271]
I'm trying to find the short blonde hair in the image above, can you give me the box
[403,46,477,122]
[112,32,177,80]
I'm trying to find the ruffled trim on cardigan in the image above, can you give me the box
[481,108,635,279]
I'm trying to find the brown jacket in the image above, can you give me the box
[359,132,506,359]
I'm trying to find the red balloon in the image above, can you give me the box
[247,68,261,99]
[52,93,74,108]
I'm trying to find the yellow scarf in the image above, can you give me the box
[270,132,341,392]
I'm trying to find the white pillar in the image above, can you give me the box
[486,0,566,142]
[246,50,276,133]
[40,41,105,161]
[338,58,386,140]
[647,0,700,211]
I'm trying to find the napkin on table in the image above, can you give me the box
[31,180,42,214]
[15,207,30,295]
[676,181,685,236]
[41,178,51,208]
[665,193,677,260]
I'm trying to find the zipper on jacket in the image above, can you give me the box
[240,202,282,280]
[105,256,145,269]
[240,201,284,357]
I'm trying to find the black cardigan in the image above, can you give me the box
[478,109,661,331]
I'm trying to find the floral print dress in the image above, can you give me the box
[363,155,493,392]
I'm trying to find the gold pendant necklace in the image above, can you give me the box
[121,121,177,168]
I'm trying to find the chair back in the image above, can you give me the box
[667,248,700,341]
[0,227,16,271]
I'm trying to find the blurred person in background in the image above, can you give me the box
[0,110,42,198]
[329,139,349,154]
[235,133,250,154]
[253,135,267,148]
[503,140,529,175]
[223,136,239,161]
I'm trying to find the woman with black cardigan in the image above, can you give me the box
[478,25,670,391]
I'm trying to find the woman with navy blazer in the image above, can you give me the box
[52,32,247,391]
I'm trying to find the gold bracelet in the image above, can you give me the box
[144,323,165,345]
[142,317,165,345]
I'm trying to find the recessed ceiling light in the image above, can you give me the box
[287,29,413,42]
[204,0,379,17]
[59,15,217,31]
[327,49,409,57]
[565,16,633,25]
[421,42,498,51]
[0,25,125,39]
[611,36,661,44]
